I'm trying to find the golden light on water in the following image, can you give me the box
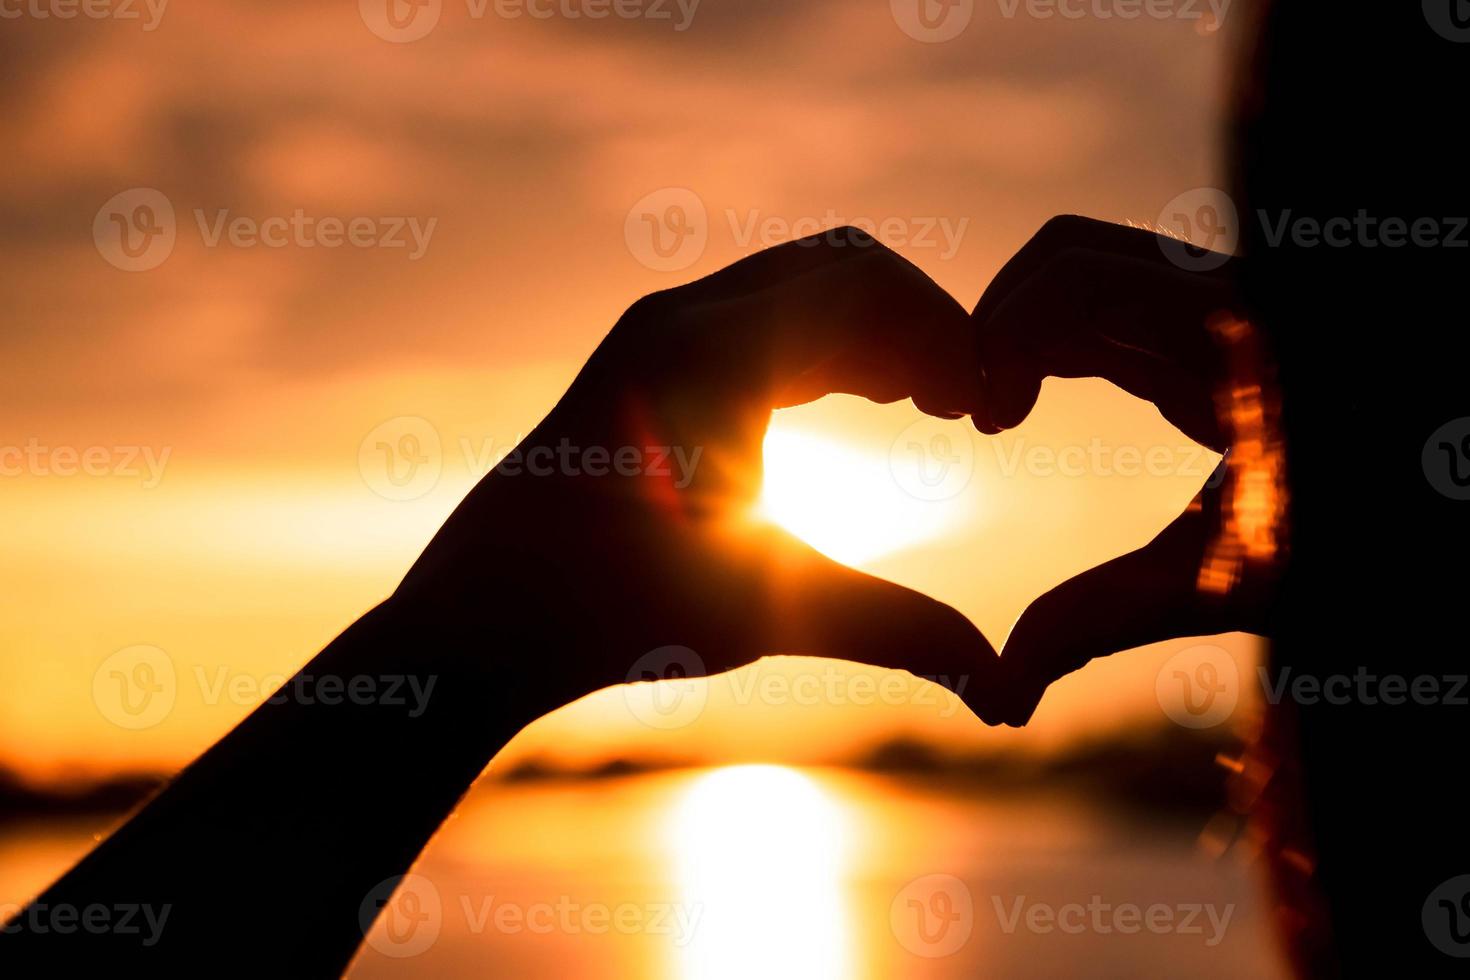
[668,765,853,980]
[759,426,957,566]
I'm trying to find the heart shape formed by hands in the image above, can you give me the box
[402,217,1283,729]
[965,216,1283,724]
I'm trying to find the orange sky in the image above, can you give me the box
[0,1,1252,780]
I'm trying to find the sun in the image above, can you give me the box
[757,425,955,567]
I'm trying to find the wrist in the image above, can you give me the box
[381,569,588,738]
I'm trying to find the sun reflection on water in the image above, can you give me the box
[667,765,854,980]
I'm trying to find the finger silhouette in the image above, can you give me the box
[686,228,982,418]
[996,489,1236,726]
[971,215,1233,449]
[573,228,985,505]
[461,227,1010,725]
[735,524,1004,724]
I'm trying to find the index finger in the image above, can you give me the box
[687,232,981,420]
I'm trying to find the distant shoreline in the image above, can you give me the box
[2,723,1235,826]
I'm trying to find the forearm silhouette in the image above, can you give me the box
[1,227,1008,976]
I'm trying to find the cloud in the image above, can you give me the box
[0,0,1231,429]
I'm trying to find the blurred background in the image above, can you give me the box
[1,0,1284,974]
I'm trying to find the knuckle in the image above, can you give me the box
[618,287,685,329]
[1032,214,1090,251]
[820,225,901,263]
[1029,213,1099,260]
[825,224,883,250]
[1039,213,1089,233]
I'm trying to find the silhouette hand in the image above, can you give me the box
[971,216,1281,725]
[397,228,1005,724]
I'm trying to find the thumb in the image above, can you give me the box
[975,326,1044,433]
[753,533,1006,725]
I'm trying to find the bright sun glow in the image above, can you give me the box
[669,765,852,980]
[759,428,956,566]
